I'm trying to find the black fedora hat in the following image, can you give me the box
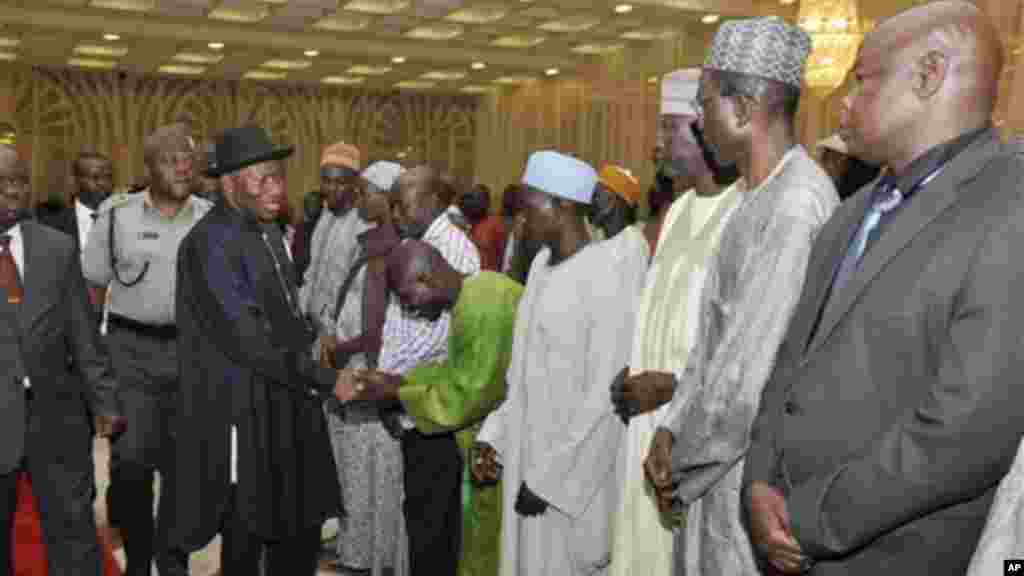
[206,125,294,177]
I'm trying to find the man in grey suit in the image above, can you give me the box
[743,2,1024,574]
[0,144,123,574]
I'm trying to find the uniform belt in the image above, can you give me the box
[108,314,177,340]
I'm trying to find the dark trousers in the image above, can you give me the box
[220,485,321,576]
[108,460,188,576]
[0,462,102,576]
[401,430,462,576]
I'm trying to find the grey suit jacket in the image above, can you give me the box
[0,221,119,475]
[743,129,1024,575]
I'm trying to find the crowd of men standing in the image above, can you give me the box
[4,1,1024,575]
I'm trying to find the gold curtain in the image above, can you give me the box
[0,64,477,214]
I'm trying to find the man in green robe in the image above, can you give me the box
[343,239,523,576]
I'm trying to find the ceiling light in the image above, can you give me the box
[538,16,600,33]
[314,14,371,31]
[571,43,624,54]
[322,76,365,85]
[395,80,436,89]
[471,61,486,70]
[89,0,154,11]
[0,52,16,61]
[343,0,410,15]
[460,85,495,93]
[445,5,507,24]
[405,24,464,40]
[159,64,205,75]
[493,76,536,85]
[208,42,225,50]
[701,14,719,24]
[208,6,269,23]
[392,56,406,63]
[68,58,118,69]
[173,52,224,64]
[74,44,129,57]
[620,28,676,40]
[262,59,313,70]
[614,4,633,13]
[244,70,287,80]
[103,33,121,41]
[779,0,796,4]
[491,35,545,48]
[0,38,20,48]
[348,65,392,75]
[304,50,320,57]
[545,68,559,76]
[421,70,466,80]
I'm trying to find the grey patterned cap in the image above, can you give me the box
[704,16,812,88]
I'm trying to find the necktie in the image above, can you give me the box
[829,180,904,300]
[261,226,300,319]
[0,234,23,305]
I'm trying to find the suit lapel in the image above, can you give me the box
[799,187,875,357]
[18,222,53,335]
[805,131,1002,358]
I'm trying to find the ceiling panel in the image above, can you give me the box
[0,0,796,92]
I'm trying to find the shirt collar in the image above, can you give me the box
[888,125,989,201]
[4,222,21,241]
[143,188,197,219]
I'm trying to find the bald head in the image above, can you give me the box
[387,239,460,320]
[842,1,1000,169]
[870,1,1000,115]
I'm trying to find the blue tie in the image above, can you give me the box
[829,179,904,300]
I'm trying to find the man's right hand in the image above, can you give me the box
[471,442,502,486]
[747,481,808,574]
[319,335,339,369]
[333,369,357,403]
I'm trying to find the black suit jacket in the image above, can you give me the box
[36,203,82,252]
[744,130,1024,574]
[0,221,120,475]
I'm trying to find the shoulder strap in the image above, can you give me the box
[331,253,371,322]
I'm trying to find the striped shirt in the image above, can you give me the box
[378,213,481,376]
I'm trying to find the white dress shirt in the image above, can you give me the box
[2,223,29,389]
[75,199,96,250]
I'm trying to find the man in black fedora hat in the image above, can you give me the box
[169,125,349,574]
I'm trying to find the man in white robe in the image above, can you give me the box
[643,17,839,575]
[608,68,741,576]
[477,150,646,576]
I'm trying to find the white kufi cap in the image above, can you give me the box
[660,68,701,116]
[361,161,406,192]
[522,150,597,205]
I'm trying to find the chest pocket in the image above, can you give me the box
[109,206,152,287]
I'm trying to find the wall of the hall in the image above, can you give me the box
[0,64,477,216]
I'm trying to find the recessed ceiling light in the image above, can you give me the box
[780,0,796,4]
[491,35,545,48]
[244,70,286,80]
[262,59,313,70]
[460,85,495,94]
[348,65,392,75]
[395,80,436,89]
[493,75,536,85]
[304,50,319,57]
[701,14,719,24]
[74,44,129,57]
[614,4,633,14]
[89,0,154,11]
[173,52,224,64]
[68,58,118,69]
[405,24,464,40]
[343,0,410,15]
[471,61,486,70]
[103,33,120,41]
[392,56,406,63]
[421,70,466,80]
[571,43,625,54]
[208,42,225,50]
[208,6,268,23]
[545,68,559,76]
[159,64,205,75]
[322,76,365,85]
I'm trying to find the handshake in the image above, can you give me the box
[332,368,403,404]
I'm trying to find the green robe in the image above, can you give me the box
[399,271,524,576]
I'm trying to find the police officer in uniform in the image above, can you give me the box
[82,123,212,576]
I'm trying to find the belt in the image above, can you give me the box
[108,314,178,340]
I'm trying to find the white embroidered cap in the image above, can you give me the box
[660,68,701,116]
[361,161,406,193]
[522,150,597,205]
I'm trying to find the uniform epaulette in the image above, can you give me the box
[96,190,140,213]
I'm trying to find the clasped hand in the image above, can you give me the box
[333,369,402,404]
[610,367,676,425]
[470,442,502,486]
[643,427,679,514]
[95,414,127,439]
[514,482,548,517]
[747,481,811,574]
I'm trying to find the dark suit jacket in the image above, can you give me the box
[744,130,1024,575]
[36,203,82,251]
[0,221,119,476]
